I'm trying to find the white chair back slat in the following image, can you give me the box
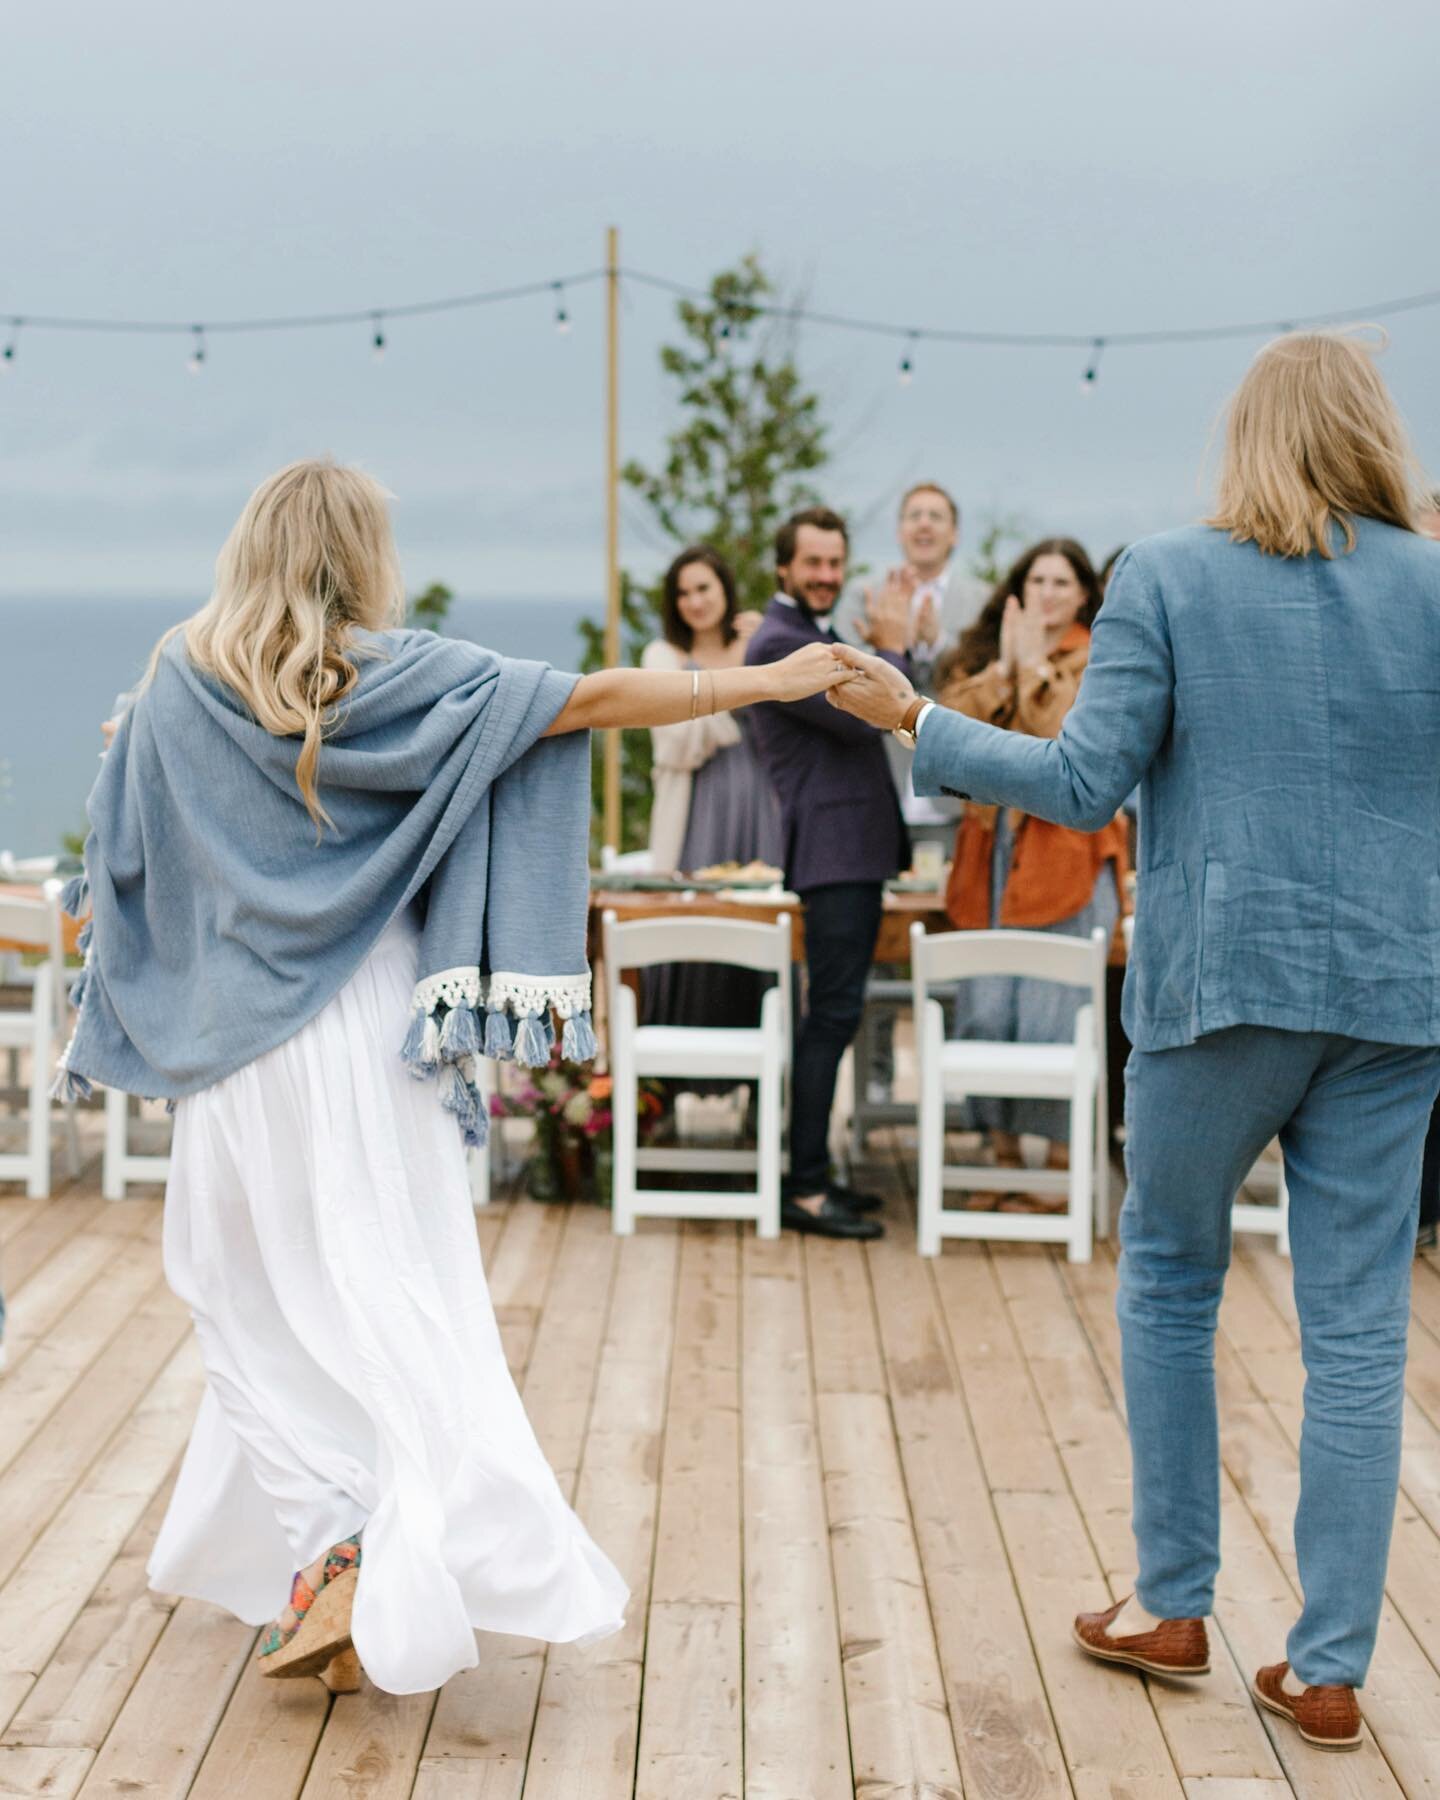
[604,912,792,978]
[913,924,1104,990]
[0,892,51,948]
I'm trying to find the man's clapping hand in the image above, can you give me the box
[824,642,917,730]
[857,566,916,654]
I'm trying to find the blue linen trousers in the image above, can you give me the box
[1122,1025,1440,1686]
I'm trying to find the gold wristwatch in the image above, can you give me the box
[892,697,927,751]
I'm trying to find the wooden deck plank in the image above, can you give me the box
[0,1255,173,1481]
[298,1689,437,1800]
[3,1472,178,1752]
[741,1232,852,1800]
[0,1283,190,1590]
[188,1660,330,1800]
[0,1339,205,1732]
[0,1198,106,1295]
[931,1249,1186,1800]
[71,1599,254,1800]
[868,1225,1073,1799]
[804,1232,964,1796]
[635,1225,742,1800]
[519,1227,681,1800]
[0,1230,128,1375]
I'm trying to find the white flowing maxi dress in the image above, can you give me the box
[148,908,628,1695]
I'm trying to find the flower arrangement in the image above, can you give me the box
[489,1041,664,1201]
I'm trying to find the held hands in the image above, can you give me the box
[858,566,916,654]
[824,643,917,730]
[771,643,861,701]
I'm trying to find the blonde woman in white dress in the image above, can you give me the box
[58,460,852,1696]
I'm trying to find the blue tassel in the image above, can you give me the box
[562,1010,597,1063]
[69,968,89,1015]
[483,1008,513,1059]
[77,920,93,956]
[440,1002,480,1059]
[513,1011,550,1067]
[462,1106,488,1151]
[399,1006,430,1074]
[50,1065,93,1103]
[541,1013,556,1053]
[59,874,89,918]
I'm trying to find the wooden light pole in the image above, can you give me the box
[602,224,622,851]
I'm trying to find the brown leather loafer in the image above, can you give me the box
[1073,1596,1210,1676]
[1253,1662,1362,1751]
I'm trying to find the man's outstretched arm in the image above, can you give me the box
[828,551,1174,830]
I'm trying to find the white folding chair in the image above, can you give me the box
[599,845,655,875]
[0,888,61,1197]
[102,1088,171,1200]
[913,923,1109,1263]
[1118,913,1290,1256]
[604,909,791,1237]
[1234,1146,1291,1257]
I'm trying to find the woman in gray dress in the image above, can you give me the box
[642,547,782,1028]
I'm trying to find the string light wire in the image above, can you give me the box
[2,266,1437,367]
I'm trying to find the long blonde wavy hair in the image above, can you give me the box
[161,459,406,830]
[1207,328,1423,558]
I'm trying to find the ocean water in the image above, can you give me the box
[0,594,596,856]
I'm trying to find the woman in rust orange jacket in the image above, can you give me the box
[936,538,1128,1207]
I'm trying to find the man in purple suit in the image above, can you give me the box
[744,508,912,1238]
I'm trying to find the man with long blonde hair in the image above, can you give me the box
[824,330,1440,1751]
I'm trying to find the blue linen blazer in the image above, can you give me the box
[745,596,910,893]
[912,520,1440,1051]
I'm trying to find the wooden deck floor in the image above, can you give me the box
[3,1136,1440,1799]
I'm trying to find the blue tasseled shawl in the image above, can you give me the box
[55,627,595,1146]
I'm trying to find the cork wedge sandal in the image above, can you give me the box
[257,1536,363,1685]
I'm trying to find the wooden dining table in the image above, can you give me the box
[0,882,85,958]
[588,883,952,969]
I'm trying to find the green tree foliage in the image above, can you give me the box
[581,255,831,851]
[408,581,454,633]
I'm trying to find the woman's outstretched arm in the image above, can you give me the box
[543,643,853,734]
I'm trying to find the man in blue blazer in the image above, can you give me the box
[744,507,912,1239]
[820,328,1440,1749]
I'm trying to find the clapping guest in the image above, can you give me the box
[936,539,1127,1208]
[641,547,781,1029]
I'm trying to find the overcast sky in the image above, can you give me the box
[2,0,1437,606]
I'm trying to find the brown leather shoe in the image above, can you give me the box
[1073,1596,1210,1676]
[1253,1662,1362,1751]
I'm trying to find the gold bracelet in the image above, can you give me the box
[707,671,717,716]
[690,669,700,720]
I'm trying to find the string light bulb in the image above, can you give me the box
[0,320,18,371]
[371,313,386,359]
[553,282,571,334]
[186,325,206,374]
[898,333,917,386]
[1081,337,1105,392]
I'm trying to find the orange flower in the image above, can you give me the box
[588,1075,614,1100]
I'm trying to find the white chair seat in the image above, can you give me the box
[631,1023,767,1077]
[939,1039,1078,1099]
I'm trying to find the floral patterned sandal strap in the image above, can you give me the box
[322,1535,362,1585]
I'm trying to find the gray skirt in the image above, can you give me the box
[951,810,1119,1143]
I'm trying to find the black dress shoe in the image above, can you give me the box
[781,1197,884,1239]
[826,1180,884,1214]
